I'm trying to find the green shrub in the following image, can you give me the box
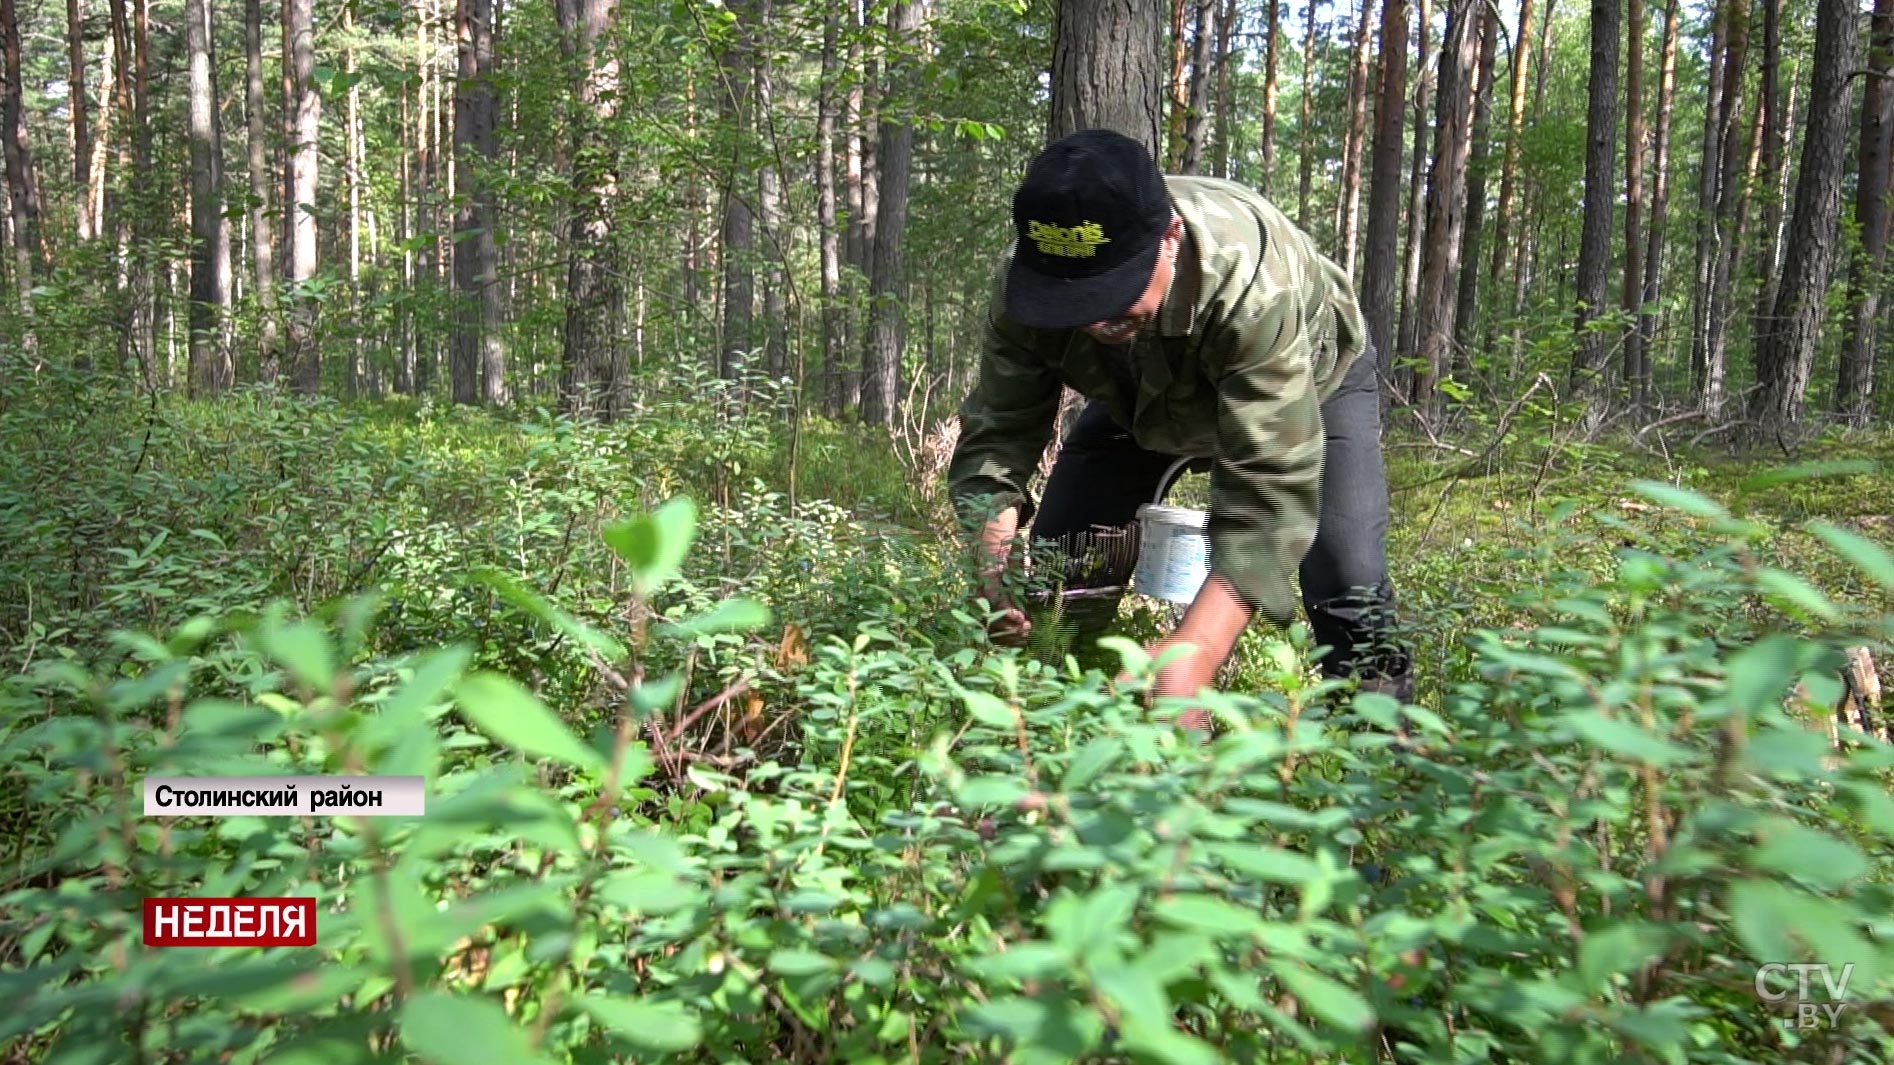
[5,479,1893,1064]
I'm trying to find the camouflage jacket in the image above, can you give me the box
[946,175,1370,627]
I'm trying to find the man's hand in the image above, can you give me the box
[981,582,1033,646]
[1142,575,1256,734]
[974,506,1031,646]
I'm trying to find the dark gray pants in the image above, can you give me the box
[1030,347,1410,683]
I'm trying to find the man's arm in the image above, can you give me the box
[946,270,1063,626]
[1155,279,1324,709]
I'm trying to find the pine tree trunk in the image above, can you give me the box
[555,0,627,418]
[1168,0,1188,167]
[817,5,846,417]
[245,0,279,386]
[1691,0,1750,416]
[283,0,322,393]
[1262,0,1281,192]
[1451,1,1499,371]
[1181,0,1216,173]
[453,0,506,405]
[1,0,42,302]
[1635,0,1678,407]
[863,0,924,428]
[1504,0,1555,367]
[1488,0,1532,319]
[186,0,232,394]
[1395,0,1434,382]
[1569,0,1620,415]
[1619,0,1646,410]
[1748,0,1787,351]
[1835,0,1894,424]
[1336,0,1374,274]
[1296,0,1318,228]
[1752,0,1859,427]
[1049,0,1166,151]
[1213,0,1236,177]
[1412,0,1481,411]
[1362,0,1406,389]
[68,0,92,242]
[755,0,789,381]
[717,0,756,383]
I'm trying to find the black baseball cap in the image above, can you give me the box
[1005,129,1172,331]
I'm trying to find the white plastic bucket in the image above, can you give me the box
[1133,503,1211,605]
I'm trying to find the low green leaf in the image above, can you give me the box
[603,497,698,595]
[961,688,1016,728]
[1755,569,1840,624]
[1576,921,1669,993]
[573,995,702,1053]
[1749,819,1871,889]
[1207,842,1322,884]
[474,568,627,661]
[1629,480,1728,520]
[1723,635,1802,719]
[1062,737,1124,791]
[972,943,1069,983]
[258,618,335,693]
[1117,1018,1221,1065]
[1269,961,1374,1034]
[597,870,701,915]
[767,948,837,976]
[1810,520,1894,590]
[662,598,771,638]
[1727,879,1801,964]
[1153,894,1265,936]
[454,672,604,773]
[400,991,550,1065]
[1563,710,1691,767]
[1092,963,1170,1025]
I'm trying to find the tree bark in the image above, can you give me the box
[1181,0,1216,173]
[1168,0,1188,167]
[1411,0,1482,410]
[283,0,321,393]
[67,0,92,243]
[1618,0,1645,412]
[863,0,925,428]
[755,0,788,381]
[1336,0,1375,274]
[1752,0,1859,427]
[1569,0,1620,414]
[1363,0,1407,389]
[1296,0,1319,228]
[1451,0,1499,372]
[718,0,756,382]
[1,0,43,286]
[817,4,846,416]
[1690,0,1750,415]
[1749,0,1787,355]
[1049,0,1166,152]
[454,0,507,405]
[1835,0,1894,424]
[245,0,279,386]
[1262,0,1282,192]
[555,0,627,418]
[186,0,232,394]
[1395,0,1434,381]
[1488,0,1534,317]
[1213,0,1236,177]
[1635,0,1679,408]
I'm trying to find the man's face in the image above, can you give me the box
[1082,216,1183,346]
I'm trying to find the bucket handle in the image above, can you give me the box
[1155,456,1195,505]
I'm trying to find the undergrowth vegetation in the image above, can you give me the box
[4,365,1894,1064]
